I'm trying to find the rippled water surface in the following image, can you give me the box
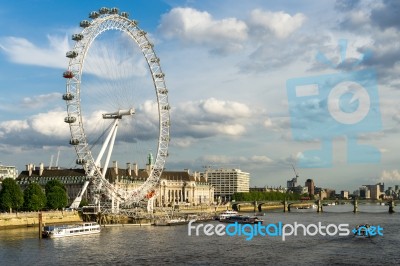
[1,206,399,265]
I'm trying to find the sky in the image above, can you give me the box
[1,0,400,192]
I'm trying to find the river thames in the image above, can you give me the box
[1,205,399,265]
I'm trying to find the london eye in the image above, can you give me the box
[62,7,170,211]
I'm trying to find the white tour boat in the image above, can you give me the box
[42,222,101,238]
[217,210,239,220]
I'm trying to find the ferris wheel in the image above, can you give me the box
[62,7,170,209]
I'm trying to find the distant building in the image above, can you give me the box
[0,164,18,183]
[385,186,400,200]
[305,179,315,196]
[368,184,380,200]
[16,156,214,207]
[359,186,370,199]
[377,182,384,194]
[315,188,336,200]
[287,177,298,190]
[365,183,383,200]
[340,190,349,199]
[202,168,250,201]
[292,185,309,195]
[286,174,309,195]
[318,189,327,200]
[157,170,213,206]
[359,183,385,200]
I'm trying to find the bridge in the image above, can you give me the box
[231,200,319,212]
[231,199,397,213]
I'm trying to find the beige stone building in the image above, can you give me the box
[16,158,214,207]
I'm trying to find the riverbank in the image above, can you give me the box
[0,211,82,229]
[0,203,312,229]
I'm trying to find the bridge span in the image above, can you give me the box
[231,199,397,213]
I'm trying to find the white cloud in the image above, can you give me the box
[248,9,306,38]
[0,109,69,150]
[29,110,70,137]
[348,10,370,25]
[190,123,245,137]
[200,155,233,165]
[250,155,273,163]
[0,120,29,134]
[171,137,197,148]
[295,152,325,167]
[159,7,248,53]
[0,35,69,68]
[198,154,273,166]
[21,93,62,109]
[200,97,252,118]
[263,118,272,128]
[172,98,254,139]
[0,104,161,150]
[214,124,246,136]
[0,32,148,81]
[379,170,400,182]
[140,101,159,122]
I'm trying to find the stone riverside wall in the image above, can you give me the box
[0,211,82,229]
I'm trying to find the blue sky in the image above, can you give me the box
[1,0,400,192]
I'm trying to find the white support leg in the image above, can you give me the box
[111,196,115,214]
[89,119,119,176]
[102,121,119,179]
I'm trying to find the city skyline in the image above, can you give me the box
[1,0,400,192]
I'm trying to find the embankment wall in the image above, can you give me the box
[0,211,82,229]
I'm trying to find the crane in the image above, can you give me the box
[291,164,299,180]
[49,155,54,170]
[55,149,61,169]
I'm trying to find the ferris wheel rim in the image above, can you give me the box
[63,7,170,206]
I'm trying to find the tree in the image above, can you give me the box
[46,186,68,210]
[0,178,24,212]
[45,179,68,210]
[79,198,89,207]
[45,180,66,193]
[231,191,306,202]
[23,183,46,211]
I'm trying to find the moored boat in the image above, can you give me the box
[220,215,263,224]
[216,210,239,221]
[42,222,101,238]
[153,217,187,226]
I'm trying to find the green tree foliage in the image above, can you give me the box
[79,198,89,207]
[0,178,24,212]
[23,183,46,211]
[231,191,304,201]
[46,186,68,210]
[45,180,66,193]
[45,180,68,210]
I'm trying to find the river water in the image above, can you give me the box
[1,205,399,265]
